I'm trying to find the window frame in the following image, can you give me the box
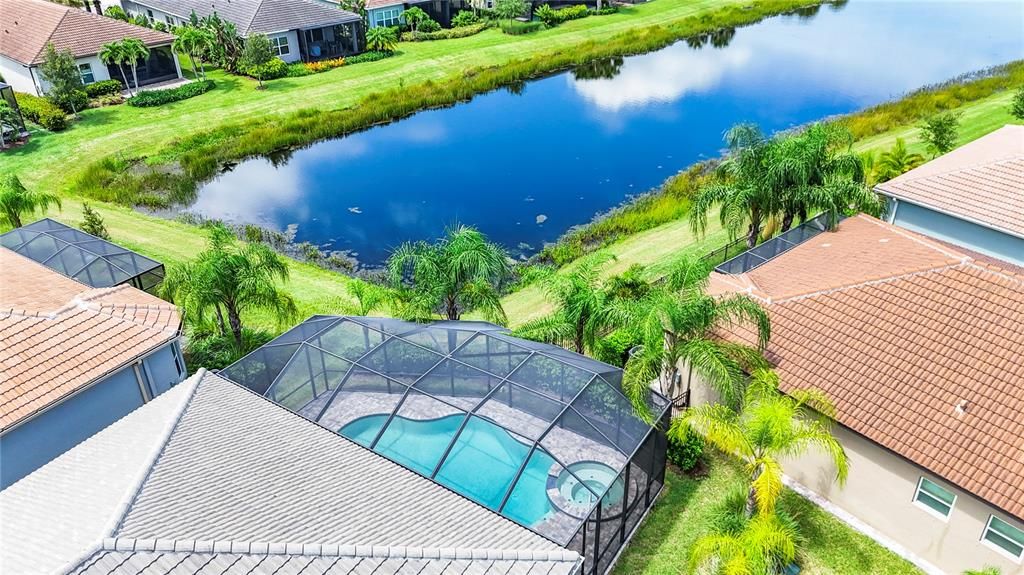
[78,63,95,85]
[270,35,291,57]
[375,7,401,28]
[912,476,956,521]
[981,515,1024,563]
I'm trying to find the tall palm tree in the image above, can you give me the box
[387,225,511,324]
[120,38,150,92]
[513,254,616,354]
[173,26,211,80]
[875,138,926,183]
[161,225,298,348]
[677,370,848,517]
[690,511,799,575]
[621,255,770,415]
[99,41,132,96]
[691,124,780,248]
[0,173,61,229]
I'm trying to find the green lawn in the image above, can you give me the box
[613,454,923,575]
[2,0,754,193]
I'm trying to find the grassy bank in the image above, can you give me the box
[612,453,922,575]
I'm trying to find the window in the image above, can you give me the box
[913,477,956,519]
[146,9,154,19]
[982,516,1024,561]
[310,28,324,42]
[270,35,290,57]
[165,15,174,25]
[78,63,95,85]
[375,7,401,28]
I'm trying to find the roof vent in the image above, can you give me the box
[954,399,969,416]
[715,212,839,274]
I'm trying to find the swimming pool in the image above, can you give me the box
[341,413,557,527]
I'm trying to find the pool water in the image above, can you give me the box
[341,414,557,527]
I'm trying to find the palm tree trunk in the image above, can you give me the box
[574,316,586,354]
[131,64,140,92]
[660,330,678,398]
[445,294,459,320]
[746,464,762,518]
[746,206,761,248]
[226,301,244,348]
[215,304,228,336]
[188,52,199,80]
[780,211,795,233]
[119,66,133,96]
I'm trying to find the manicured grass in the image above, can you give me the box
[612,454,923,575]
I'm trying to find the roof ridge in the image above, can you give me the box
[245,0,266,35]
[773,261,973,304]
[97,536,581,562]
[59,371,206,575]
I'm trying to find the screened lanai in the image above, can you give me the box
[0,218,164,294]
[221,316,671,574]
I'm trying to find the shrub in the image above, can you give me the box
[344,50,395,65]
[104,5,129,21]
[451,10,480,27]
[153,21,168,32]
[667,424,705,472]
[286,63,313,77]
[418,19,442,32]
[500,20,544,35]
[127,79,215,107]
[240,56,289,81]
[304,57,346,73]
[84,79,124,98]
[15,92,67,131]
[594,328,640,368]
[534,4,558,26]
[535,4,589,26]
[183,327,275,372]
[49,89,88,114]
[79,202,111,239]
[595,5,618,15]
[87,93,125,108]
[401,22,488,41]
[133,13,153,28]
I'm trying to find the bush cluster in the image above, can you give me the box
[451,10,481,27]
[15,92,67,131]
[305,57,347,73]
[87,93,126,108]
[184,327,275,372]
[50,89,88,114]
[667,425,705,472]
[595,5,618,15]
[500,20,544,35]
[535,4,589,26]
[344,50,396,65]
[401,22,489,41]
[127,80,215,107]
[84,79,124,98]
[240,57,290,81]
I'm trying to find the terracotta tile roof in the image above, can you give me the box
[713,215,1024,520]
[0,248,180,432]
[0,0,175,65]
[875,125,1024,239]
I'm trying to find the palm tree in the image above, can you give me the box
[691,124,780,248]
[173,26,211,80]
[690,511,799,575]
[621,255,770,415]
[387,225,511,324]
[161,224,298,348]
[513,254,616,354]
[341,277,394,316]
[366,26,398,53]
[677,370,848,517]
[0,173,61,229]
[120,38,150,92]
[99,41,132,96]
[875,138,926,183]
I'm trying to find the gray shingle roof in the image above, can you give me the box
[0,371,581,575]
[131,0,359,35]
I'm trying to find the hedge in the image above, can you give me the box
[401,22,489,41]
[500,20,544,35]
[15,92,67,131]
[127,80,215,107]
[85,79,124,98]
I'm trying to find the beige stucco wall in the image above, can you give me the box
[688,375,1024,575]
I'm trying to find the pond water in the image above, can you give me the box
[186,0,1023,267]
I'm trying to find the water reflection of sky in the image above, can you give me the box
[190,1,1024,267]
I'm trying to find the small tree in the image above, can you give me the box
[173,26,213,80]
[0,100,20,149]
[79,202,111,239]
[1011,85,1024,121]
[99,41,132,96]
[494,0,529,25]
[402,6,430,32]
[240,33,274,89]
[104,5,129,21]
[365,26,398,53]
[0,173,61,229]
[39,43,84,117]
[919,111,962,157]
[120,38,151,91]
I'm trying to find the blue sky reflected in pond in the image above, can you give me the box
[189,0,1023,266]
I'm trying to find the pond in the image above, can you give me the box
[184,0,1023,267]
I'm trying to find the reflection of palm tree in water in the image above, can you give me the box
[683,27,735,50]
[571,57,625,81]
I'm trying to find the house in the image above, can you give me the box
[875,124,1024,266]
[0,246,185,489]
[0,0,182,96]
[0,369,584,575]
[362,0,471,29]
[697,132,1024,575]
[217,316,670,575]
[119,0,363,62]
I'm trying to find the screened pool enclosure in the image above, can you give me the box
[0,218,164,293]
[222,316,670,574]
